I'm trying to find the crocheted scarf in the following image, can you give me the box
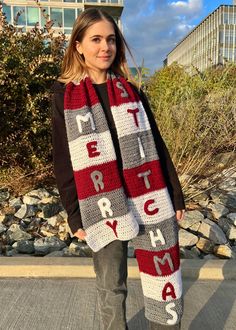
[64,71,183,326]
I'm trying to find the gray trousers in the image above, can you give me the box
[92,240,181,330]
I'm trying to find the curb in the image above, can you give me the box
[0,257,236,280]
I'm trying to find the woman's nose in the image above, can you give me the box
[101,39,109,50]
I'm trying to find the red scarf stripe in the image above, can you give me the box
[64,78,101,110]
[123,160,166,198]
[73,160,123,200]
[135,244,180,277]
[107,77,140,107]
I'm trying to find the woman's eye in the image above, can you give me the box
[92,38,100,43]
[109,38,116,44]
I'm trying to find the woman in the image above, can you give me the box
[51,8,185,330]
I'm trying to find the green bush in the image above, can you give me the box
[0,4,65,170]
[146,63,236,177]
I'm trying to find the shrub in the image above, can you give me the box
[0,3,66,170]
[146,63,236,180]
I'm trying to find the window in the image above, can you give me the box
[27,7,39,26]
[64,28,72,34]
[219,31,224,43]
[77,8,82,17]
[64,0,76,2]
[64,8,75,27]
[51,8,63,27]
[2,4,11,23]
[41,7,49,27]
[13,6,26,25]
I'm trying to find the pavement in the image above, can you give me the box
[0,258,235,330]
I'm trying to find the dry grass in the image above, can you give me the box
[0,165,55,196]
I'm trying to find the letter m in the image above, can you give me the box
[76,113,95,133]
[153,253,174,275]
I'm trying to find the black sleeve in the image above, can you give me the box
[51,81,83,234]
[139,89,186,211]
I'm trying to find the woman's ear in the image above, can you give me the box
[75,41,83,55]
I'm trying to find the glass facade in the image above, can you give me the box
[51,8,63,26]
[1,0,123,33]
[13,6,26,25]
[27,7,39,26]
[2,4,11,22]
[167,5,236,71]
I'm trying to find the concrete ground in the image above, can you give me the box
[0,277,235,330]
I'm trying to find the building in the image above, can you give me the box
[1,0,123,34]
[166,2,236,72]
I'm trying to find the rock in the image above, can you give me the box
[227,213,236,226]
[34,236,67,255]
[40,230,55,237]
[0,223,7,234]
[44,251,65,257]
[209,203,229,219]
[188,222,201,232]
[226,226,236,240]
[8,197,22,210]
[199,179,210,189]
[190,246,202,257]
[14,204,36,219]
[192,192,209,203]
[47,215,61,227]
[219,178,236,191]
[198,218,227,244]
[214,193,236,210]
[214,245,235,259]
[7,224,32,242]
[51,187,59,196]
[179,229,199,247]
[26,188,50,199]
[42,203,62,218]
[198,199,209,208]
[40,196,58,205]
[68,240,92,257]
[196,237,215,254]
[0,213,5,223]
[5,249,18,257]
[0,189,10,203]
[14,240,35,254]
[59,210,68,220]
[218,217,231,233]
[23,196,41,205]
[178,210,204,229]
[180,247,200,259]
[210,190,221,203]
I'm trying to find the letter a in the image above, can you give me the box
[166,302,178,325]
[162,282,176,300]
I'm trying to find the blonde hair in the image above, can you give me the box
[58,8,140,88]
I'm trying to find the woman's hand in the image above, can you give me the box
[74,228,87,241]
[176,209,185,221]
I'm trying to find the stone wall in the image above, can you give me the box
[0,166,236,259]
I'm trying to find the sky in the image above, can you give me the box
[122,0,233,72]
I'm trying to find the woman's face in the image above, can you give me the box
[76,19,117,80]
